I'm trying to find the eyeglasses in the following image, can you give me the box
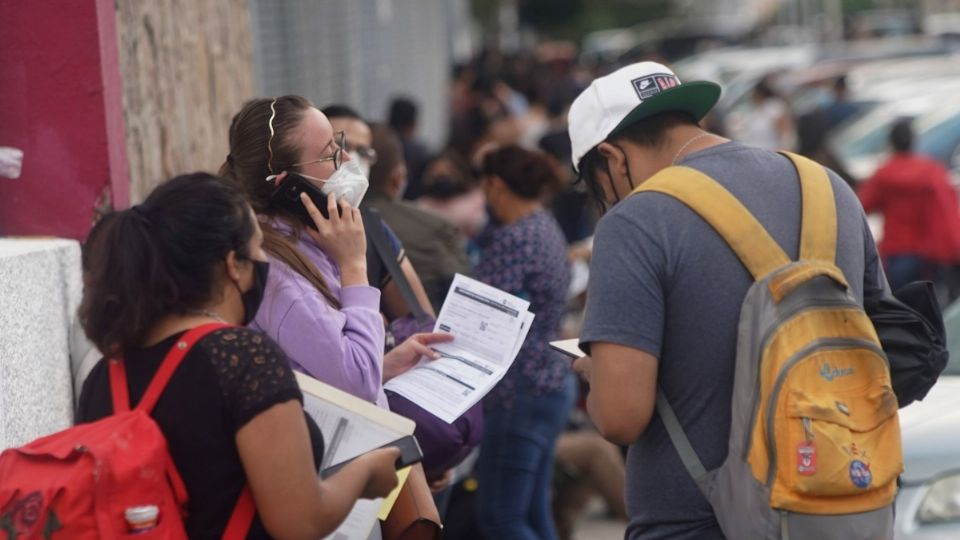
[292,131,346,171]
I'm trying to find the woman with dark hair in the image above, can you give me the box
[76,173,399,539]
[219,96,449,408]
[473,145,574,540]
[416,151,487,239]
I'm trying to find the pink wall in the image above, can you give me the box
[0,0,129,240]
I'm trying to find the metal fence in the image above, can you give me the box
[249,0,471,149]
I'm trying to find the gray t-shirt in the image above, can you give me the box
[579,142,885,540]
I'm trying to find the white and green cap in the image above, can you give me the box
[568,61,721,172]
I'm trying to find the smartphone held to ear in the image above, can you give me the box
[268,172,340,228]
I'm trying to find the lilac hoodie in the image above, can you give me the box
[251,223,388,407]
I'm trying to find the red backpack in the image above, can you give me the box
[0,323,255,539]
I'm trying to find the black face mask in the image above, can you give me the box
[237,259,270,325]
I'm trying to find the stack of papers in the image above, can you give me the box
[296,372,415,540]
[384,274,535,423]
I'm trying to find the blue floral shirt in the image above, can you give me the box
[474,210,571,409]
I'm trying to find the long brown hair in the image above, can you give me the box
[219,95,340,308]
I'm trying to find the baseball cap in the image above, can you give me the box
[568,62,721,172]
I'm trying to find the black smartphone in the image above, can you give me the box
[549,339,585,360]
[319,435,423,480]
[268,172,338,228]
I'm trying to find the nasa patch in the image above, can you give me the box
[849,460,872,489]
[631,74,680,100]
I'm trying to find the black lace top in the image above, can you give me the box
[77,327,324,539]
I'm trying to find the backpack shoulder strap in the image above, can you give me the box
[631,166,791,281]
[780,151,838,265]
[222,486,255,540]
[656,388,708,488]
[109,322,231,414]
[109,359,132,413]
[361,207,430,321]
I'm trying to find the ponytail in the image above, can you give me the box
[79,208,168,356]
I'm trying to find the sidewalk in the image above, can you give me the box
[571,497,625,540]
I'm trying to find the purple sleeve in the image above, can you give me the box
[253,264,386,404]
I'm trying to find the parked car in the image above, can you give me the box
[895,299,960,538]
[831,94,960,181]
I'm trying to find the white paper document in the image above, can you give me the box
[384,274,535,423]
[295,372,415,540]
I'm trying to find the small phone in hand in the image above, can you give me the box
[549,338,585,360]
[269,172,339,228]
[319,435,423,480]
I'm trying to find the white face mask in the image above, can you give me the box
[357,159,372,181]
[302,159,370,207]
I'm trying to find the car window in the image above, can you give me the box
[944,299,960,376]
[917,113,960,164]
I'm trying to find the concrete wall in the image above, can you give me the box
[0,240,81,448]
[117,0,256,202]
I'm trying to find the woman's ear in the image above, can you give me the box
[224,250,242,283]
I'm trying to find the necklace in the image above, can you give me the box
[672,132,713,165]
[189,308,227,323]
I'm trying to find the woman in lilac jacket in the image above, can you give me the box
[220,95,449,407]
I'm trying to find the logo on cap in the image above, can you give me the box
[631,73,680,100]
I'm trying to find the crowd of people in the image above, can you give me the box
[52,42,955,540]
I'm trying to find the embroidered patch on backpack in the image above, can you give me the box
[849,460,873,488]
[797,443,817,475]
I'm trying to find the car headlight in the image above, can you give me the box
[917,473,960,525]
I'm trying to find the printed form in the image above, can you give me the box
[295,372,415,540]
[385,274,534,423]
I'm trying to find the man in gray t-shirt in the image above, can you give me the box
[567,63,885,539]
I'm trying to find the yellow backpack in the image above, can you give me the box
[633,152,902,539]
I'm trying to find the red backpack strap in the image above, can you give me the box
[222,486,256,540]
[134,322,231,413]
[109,358,132,413]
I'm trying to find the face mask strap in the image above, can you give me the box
[610,142,636,200]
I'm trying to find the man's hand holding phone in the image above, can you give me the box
[550,339,592,383]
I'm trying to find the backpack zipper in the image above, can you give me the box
[764,337,885,487]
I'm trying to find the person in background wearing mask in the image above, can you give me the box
[321,104,378,180]
[363,122,471,313]
[322,104,436,323]
[220,96,451,408]
[416,151,488,240]
[473,145,573,540]
[77,173,400,539]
